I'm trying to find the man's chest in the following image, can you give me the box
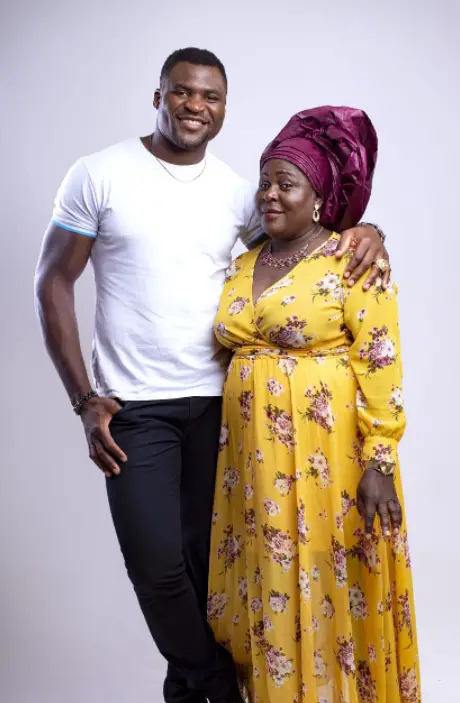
[96,175,242,266]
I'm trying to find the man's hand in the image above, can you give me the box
[335,224,390,290]
[80,397,127,478]
[357,469,402,539]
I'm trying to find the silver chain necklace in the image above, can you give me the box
[148,136,207,183]
[259,225,324,269]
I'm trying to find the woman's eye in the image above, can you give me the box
[259,183,270,190]
[280,183,292,190]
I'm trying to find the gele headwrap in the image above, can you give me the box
[260,106,378,230]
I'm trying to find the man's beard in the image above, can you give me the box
[169,122,210,152]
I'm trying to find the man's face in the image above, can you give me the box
[154,62,227,151]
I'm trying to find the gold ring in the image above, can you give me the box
[374,258,389,273]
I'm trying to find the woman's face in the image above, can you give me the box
[257,159,321,240]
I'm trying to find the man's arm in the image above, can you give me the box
[35,225,126,476]
[35,225,95,403]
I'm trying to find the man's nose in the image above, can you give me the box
[184,95,205,113]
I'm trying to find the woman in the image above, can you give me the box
[207,106,420,702]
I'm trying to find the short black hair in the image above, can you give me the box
[160,47,227,90]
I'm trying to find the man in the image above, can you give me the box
[34,48,389,703]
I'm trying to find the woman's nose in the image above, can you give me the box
[264,187,278,201]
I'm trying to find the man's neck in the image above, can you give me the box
[144,132,207,166]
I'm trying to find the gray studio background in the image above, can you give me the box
[1,0,459,701]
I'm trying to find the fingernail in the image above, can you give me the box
[105,472,111,479]
[348,279,355,286]
[344,271,350,277]
[363,284,369,290]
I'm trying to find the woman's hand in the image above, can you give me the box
[336,224,390,290]
[357,469,402,539]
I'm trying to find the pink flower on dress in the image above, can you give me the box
[251,597,263,613]
[349,583,369,620]
[265,404,296,451]
[264,643,294,688]
[207,591,229,620]
[263,614,275,631]
[244,508,257,542]
[217,525,242,571]
[264,498,281,517]
[215,321,227,338]
[336,635,356,677]
[281,295,296,306]
[299,568,311,603]
[297,499,310,545]
[399,667,420,703]
[341,490,356,516]
[321,594,335,619]
[268,315,314,348]
[222,467,239,500]
[255,449,264,462]
[306,449,332,487]
[277,357,298,376]
[304,382,335,433]
[269,590,290,614]
[240,364,252,381]
[239,390,254,425]
[262,524,297,572]
[360,325,397,375]
[266,378,285,396]
[218,423,229,452]
[238,577,248,604]
[244,483,254,500]
[330,536,348,588]
[357,660,377,702]
[273,472,297,496]
[314,650,328,679]
[228,296,249,315]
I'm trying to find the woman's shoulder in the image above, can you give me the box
[224,246,262,282]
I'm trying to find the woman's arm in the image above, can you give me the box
[343,274,406,535]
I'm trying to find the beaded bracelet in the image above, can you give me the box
[73,390,98,415]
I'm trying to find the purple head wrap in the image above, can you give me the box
[260,106,378,231]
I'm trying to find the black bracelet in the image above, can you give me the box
[358,222,386,243]
[73,390,98,415]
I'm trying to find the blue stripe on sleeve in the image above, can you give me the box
[52,220,97,238]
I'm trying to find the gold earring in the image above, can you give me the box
[313,204,321,223]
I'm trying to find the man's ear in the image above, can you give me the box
[153,89,161,110]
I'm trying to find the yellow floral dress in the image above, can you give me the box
[208,234,420,703]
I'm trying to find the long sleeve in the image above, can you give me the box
[343,278,406,473]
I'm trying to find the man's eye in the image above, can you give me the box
[206,95,219,102]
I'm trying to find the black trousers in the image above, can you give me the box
[107,397,236,703]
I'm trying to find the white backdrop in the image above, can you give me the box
[1,0,459,701]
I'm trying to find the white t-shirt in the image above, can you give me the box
[51,137,262,400]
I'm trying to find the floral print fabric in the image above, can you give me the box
[208,235,420,702]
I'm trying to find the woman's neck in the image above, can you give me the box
[270,226,331,254]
